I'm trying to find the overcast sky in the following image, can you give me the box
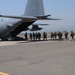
[0,0,75,32]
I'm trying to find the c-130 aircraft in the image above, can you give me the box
[0,0,60,40]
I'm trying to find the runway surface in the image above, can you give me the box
[0,41,75,75]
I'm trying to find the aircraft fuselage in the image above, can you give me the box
[0,19,22,38]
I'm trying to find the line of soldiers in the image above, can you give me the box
[24,32,47,41]
[29,32,41,41]
[51,31,65,41]
[24,31,75,41]
[50,31,75,41]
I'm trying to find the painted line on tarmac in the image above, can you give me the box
[0,72,10,75]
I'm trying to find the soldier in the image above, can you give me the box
[58,31,63,41]
[43,32,46,41]
[33,32,36,41]
[51,32,54,41]
[24,32,28,40]
[29,33,32,41]
[43,32,45,40]
[70,31,75,41]
[64,31,69,40]
[54,32,57,40]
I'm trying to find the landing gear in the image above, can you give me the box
[1,38,8,41]
[1,33,11,41]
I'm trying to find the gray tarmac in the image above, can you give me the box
[0,40,75,75]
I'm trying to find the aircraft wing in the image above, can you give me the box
[36,15,51,18]
[36,17,61,20]
[36,15,61,20]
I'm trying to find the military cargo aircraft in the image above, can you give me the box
[0,0,60,40]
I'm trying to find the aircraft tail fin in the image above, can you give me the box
[24,0,45,16]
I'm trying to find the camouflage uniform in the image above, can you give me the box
[64,31,68,40]
[51,32,54,41]
[54,32,57,40]
[70,31,75,41]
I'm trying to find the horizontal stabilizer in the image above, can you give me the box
[32,24,49,26]
[36,15,51,19]
[36,15,61,20]
[37,18,61,20]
